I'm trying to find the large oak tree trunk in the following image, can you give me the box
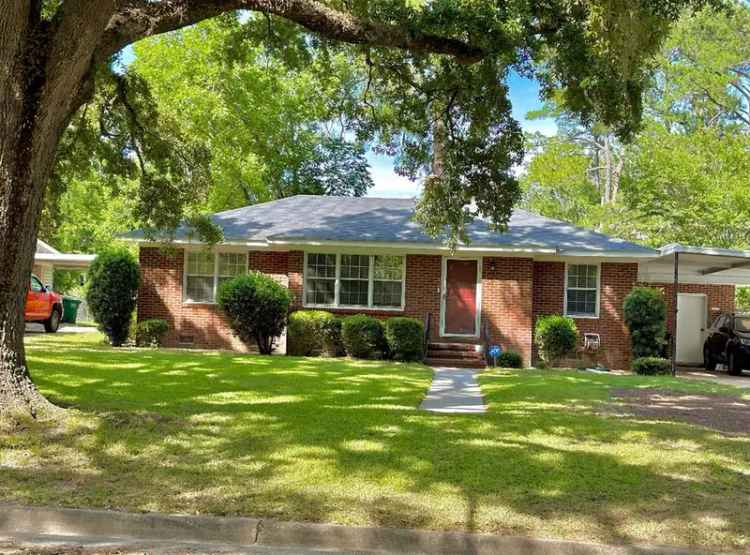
[0,1,102,417]
[0,3,54,416]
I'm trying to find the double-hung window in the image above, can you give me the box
[305,253,404,309]
[565,264,599,317]
[184,251,247,303]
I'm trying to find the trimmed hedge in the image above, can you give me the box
[136,319,169,347]
[495,350,523,369]
[534,314,578,365]
[217,272,291,354]
[624,287,667,358]
[86,248,140,347]
[288,310,343,356]
[632,356,671,375]
[341,314,386,359]
[384,317,424,361]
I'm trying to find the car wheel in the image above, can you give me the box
[727,351,742,376]
[44,308,61,333]
[704,346,717,371]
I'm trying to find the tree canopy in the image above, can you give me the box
[521,1,750,249]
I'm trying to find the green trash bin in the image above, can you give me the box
[62,297,82,324]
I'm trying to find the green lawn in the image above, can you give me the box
[3,332,750,551]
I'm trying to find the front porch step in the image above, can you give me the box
[426,350,483,360]
[429,342,481,352]
[425,341,486,368]
[424,357,486,369]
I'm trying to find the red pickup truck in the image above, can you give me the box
[26,274,63,332]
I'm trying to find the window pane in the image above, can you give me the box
[305,278,335,305]
[186,275,214,302]
[307,253,336,278]
[374,255,403,281]
[568,264,597,289]
[219,253,245,276]
[340,255,369,279]
[30,277,43,292]
[373,280,402,307]
[567,289,596,315]
[187,251,214,275]
[340,279,369,306]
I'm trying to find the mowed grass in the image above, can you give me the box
[1,332,749,551]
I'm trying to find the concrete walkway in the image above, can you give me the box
[420,367,487,414]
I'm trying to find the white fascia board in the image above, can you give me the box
[558,249,659,259]
[266,238,558,255]
[659,243,750,259]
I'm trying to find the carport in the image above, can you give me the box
[639,243,750,375]
[33,239,95,288]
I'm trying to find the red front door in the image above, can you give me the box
[443,259,478,335]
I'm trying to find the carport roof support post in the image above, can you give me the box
[671,251,679,376]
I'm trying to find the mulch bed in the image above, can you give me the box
[607,388,750,435]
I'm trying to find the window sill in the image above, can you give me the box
[566,313,599,320]
[303,303,405,313]
[183,300,218,306]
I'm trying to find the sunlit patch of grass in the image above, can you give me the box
[2,332,749,551]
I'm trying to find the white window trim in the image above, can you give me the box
[564,262,600,319]
[303,252,406,311]
[183,249,248,305]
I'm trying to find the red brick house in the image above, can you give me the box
[128,196,741,369]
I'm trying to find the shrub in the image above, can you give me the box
[632,356,671,375]
[217,272,291,354]
[86,248,140,346]
[341,314,386,359]
[136,319,169,347]
[287,310,343,356]
[495,350,523,369]
[384,317,424,361]
[534,315,578,365]
[320,314,344,357]
[623,287,667,358]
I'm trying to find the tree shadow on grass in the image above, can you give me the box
[6,338,750,551]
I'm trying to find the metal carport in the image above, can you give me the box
[639,244,750,375]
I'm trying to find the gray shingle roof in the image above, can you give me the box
[127,195,657,256]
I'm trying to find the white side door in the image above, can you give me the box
[676,293,707,365]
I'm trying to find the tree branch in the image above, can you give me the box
[97,0,485,65]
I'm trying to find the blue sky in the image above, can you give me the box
[120,45,555,198]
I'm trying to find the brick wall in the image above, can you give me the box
[137,247,248,351]
[532,261,638,369]
[481,257,534,365]
[641,282,736,332]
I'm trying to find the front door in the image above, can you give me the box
[443,259,478,336]
[676,293,707,364]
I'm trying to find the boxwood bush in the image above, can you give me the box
[495,350,523,369]
[136,319,169,347]
[383,317,424,361]
[341,314,386,359]
[217,272,291,354]
[624,287,667,358]
[534,315,578,365]
[86,248,140,346]
[632,356,671,375]
[287,310,343,356]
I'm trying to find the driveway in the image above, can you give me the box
[678,366,750,388]
[24,323,95,334]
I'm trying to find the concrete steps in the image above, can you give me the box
[425,342,486,368]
